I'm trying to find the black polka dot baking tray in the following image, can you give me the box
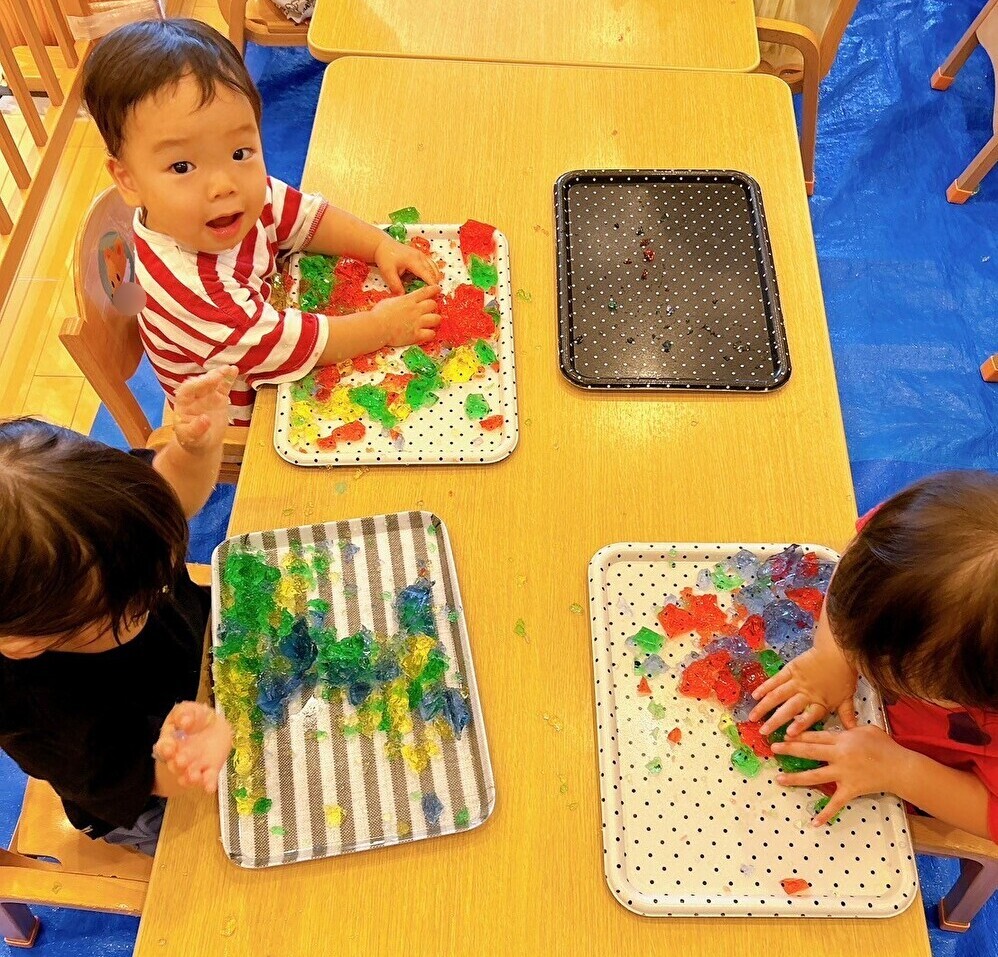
[555,171,791,391]
[587,543,918,918]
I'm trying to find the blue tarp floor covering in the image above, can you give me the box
[3,1,997,951]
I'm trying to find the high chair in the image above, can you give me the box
[754,0,861,195]
[216,0,308,55]
[930,0,998,203]
[910,815,998,932]
[59,187,245,483]
[0,565,212,948]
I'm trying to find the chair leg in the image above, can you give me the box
[982,354,998,381]
[0,903,40,948]
[948,132,998,203]
[799,61,820,196]
[932,0,998,89]
[938,857,998,932]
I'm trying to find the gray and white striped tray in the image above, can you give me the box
[210,511,496,868]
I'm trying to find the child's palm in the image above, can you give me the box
[172,366,237,453]
[154,702,233,793]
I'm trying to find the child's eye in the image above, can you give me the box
[232,148,254,161]
[170,161,193,175]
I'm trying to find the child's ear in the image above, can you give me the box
[106,157,142,209]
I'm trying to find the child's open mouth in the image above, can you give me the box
[206,212,243,238]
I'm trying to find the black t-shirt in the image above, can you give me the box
[0,531,209,838]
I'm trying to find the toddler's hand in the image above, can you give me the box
[371,285,441,347]
[771,725,901,826]
[153,701,233,794]
[172,365,238,455]
[374,237,442,294]
[749,646,859,737]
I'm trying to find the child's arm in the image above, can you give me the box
[773,725,992,837]
[749,606,859,735]
[152,367,237,519]
[305,206,442,294]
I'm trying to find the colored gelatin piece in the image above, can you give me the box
[730,745,762,777]
[351,351,380,373]
[785,587,824,618]
[658,602,697,638]
[738,660,767,696]
[629,626,664,655]
[455,806,471,827]
[435,284,495,347]
[780,878,811,896]
[389,206,420,225]
[314,365,341,390]
[718,714,741,747]
[680,588,736,641]
[637,677,652,696]
[647,701,668,720]
[252,797,273,816]
[386,222,407,242]
[316,420,367,451]
[465,393,491,420]
[736,720,774,758]
[458,219,497,262]
[468,255,499,291]
[799,552,821,580]
[404,279,427,294]
[646,758,663,775]
[349,384,397,429]
[812,795,841,824]
[480,415,504,432]
[758,649,784,678]
[474,338,498,366]
[441,345,480,383]
[409,235,432,255]
[379,372,415,395]
[738,614,766,650]
[713,665,741,707]
[406,375,440,411]
[711,563,744,591]
[667,727,682,744]
[422,792,445,826]
[402,345,439,377]
[641,654,665,678]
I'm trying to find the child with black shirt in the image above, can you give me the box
[0,367,238,854]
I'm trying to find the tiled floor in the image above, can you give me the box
[0,0,224,432]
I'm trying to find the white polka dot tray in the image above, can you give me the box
[273,224,518,466]
[556,170,791,391]
[588,543,918,918]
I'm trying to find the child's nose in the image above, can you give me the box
[208,174,237,201]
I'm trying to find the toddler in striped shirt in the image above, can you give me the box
[82,18,441,425]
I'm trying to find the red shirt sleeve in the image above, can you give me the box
[855,504,883,533]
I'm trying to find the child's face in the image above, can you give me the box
[108,74,267,253]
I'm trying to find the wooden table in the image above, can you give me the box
[133,60,930,957]
[307,0,760,72]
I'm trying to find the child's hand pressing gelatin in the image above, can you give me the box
[374,236,442,293]
[172,365,238,455]
[371,284,441,346]
[154,701,233,793]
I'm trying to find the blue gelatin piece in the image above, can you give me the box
[735,583,777,616]
[642,654,666,678]
[347,682,373,706]
[763,599,814,648]
[441,687,471,738]
[396,578,438,637]
[422,791,444,826]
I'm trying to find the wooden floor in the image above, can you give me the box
[0,0,225,432]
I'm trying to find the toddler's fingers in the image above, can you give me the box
[383,268,404,295]
[414,257,442,285]
[775,765,836,789]
[408,283,440,301]
[812,791,850,827]
[837,699,858,730]
[420,313,441,327]
[751,668,791,701]
[417,328,436,342]
[154,737,176,761]
[786,702,828,737]
[756,691,807,735]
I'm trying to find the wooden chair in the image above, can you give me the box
[0,564,212,948]
[217,0,308,55]
[911,815,998,932]
[930,0,998,203]
[59,187,244,483]
[754,0,861,195]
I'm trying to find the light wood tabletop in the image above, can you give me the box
[133,60,930,957]
[307,0,760,72]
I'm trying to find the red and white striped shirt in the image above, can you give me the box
[133,177,330,426]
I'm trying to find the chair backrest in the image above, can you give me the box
[756,0,860,79]
[60,186,153,447]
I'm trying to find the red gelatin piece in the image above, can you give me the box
[658,603,697,638]
[737,720,774,758]
[678,650,731,700]
[786,587,824,618]
[458,219,497,262]
[314,365,341,389]
[799,552,820,579]
[738,660,767,696]
[815,782,837,797]
[435,284,495,347]
[636,677,652,696]
[480,415,504,432]
[738,614,766,650]
[680,588,736,642]
[317,420,366,450]
[379,372,414,393]
[667,727,682,744]
[713,666,741,708]
[780,878,811,896]
[334,257,370,284]
[352,352,379,373]
[315,387,331,403]
[409,235,432,255]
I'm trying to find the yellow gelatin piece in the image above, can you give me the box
[235,794,255,816]
[400,743,430,773]
[398,820,412,837]
[324,804,346,828]
[718,715,735,733]
[327,386,364,423]
[358,707,383,737]
[440,345,480,383]
[273,575,307,614]
[400,634,436,680]
[387,397,413,423]
[232,747,255,777]
[433,715,454,741]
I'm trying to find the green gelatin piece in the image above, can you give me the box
[776,753,823,774]
[465,393,491,420]
[485,306,501,326]
[252,797,273,816]
[813,795,842,824]
[233,787,248,800]
[631,626,664,655]
[389,206,421,225]
[455,807,471,827]
[723,724,742,747]
[646,758,663,775]
[402,346,439,377]
[406,375,440,410]
[468,255,499,291]
[473,339,498,366]
[404,278,428,294]
[349,384,398,429]
[711,563,744,591]
[298,254,336,312]
[758,649,785,678]
[731,745,762,778]
[270,826,285,837]
[386,223,407,242]
[308,598,329,614]
[648,701,667,720]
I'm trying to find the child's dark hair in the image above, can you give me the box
[82,18,262,158]
[827,471,998,708]
[0,419,189,643]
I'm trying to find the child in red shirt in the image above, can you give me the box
[750,471,998,840]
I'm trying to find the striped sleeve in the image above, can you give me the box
[269,177,328,254]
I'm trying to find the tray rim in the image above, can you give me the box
[210,509,498,868]
[272,224,519,468]
[587,540,919,918]
[554,169,792,393]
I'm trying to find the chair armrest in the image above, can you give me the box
[756,16,821,56]
[910,814,998,863]
[186,564,212,587]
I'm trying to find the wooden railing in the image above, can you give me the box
[0,0,90,305]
